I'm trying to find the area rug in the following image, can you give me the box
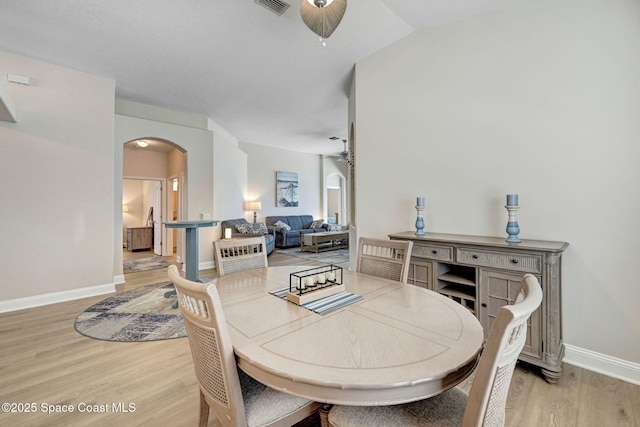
[275,247,349,265]
[123,256,171,274]
[74,282,186,342]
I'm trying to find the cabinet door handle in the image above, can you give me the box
[432,250,438,254]
[481,303,487,307]
[472,254,479,259]
[511,259,519,264]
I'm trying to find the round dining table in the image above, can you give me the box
[215,266,484,406]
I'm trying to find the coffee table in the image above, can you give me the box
[301,231,349,253]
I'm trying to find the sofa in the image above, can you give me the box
[265,215,328,248]
[220,218,275,254]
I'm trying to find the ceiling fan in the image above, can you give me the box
[329,137,353,167]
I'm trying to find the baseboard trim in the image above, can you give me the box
[0,283,116,313]
[114,275,125,285]
[564,343,640,386]
[200,261,215,271]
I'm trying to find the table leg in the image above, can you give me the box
[184,227,199,281]
[166,226,202,308]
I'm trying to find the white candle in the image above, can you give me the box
[224,228,232,239]
[417,197,425,207]
[317,273,326,284]
[305,277,314,287]
[507,194,518,206]
[327,271,335,282]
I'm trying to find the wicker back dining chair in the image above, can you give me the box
[356,237,413,283]
[168,265,321,427]
[329,274,543,427]
[214,236,268,277]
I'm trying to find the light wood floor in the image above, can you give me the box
[0,250,637,427]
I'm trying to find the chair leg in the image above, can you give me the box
[199,391,210,427]
[319,404,332,427]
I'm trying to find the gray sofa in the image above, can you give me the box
[265,215,327,248]
[220,218,275,255]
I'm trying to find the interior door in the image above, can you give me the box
[153,181,162,255]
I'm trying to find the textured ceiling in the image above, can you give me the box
[0,0,527,155]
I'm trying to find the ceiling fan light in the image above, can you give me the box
[301,0,346,39]
[307,0,334,7]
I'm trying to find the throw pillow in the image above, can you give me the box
[235,223,251,234]
[310,219,325,229]
[328,225,342,232]
[274,220,291,231]
[248,222,268,234]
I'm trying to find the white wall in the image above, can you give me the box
[114,115,215,273]
[239,142,324,223]
[0,51,115,303]
[353,0,640,367]
[211,118,247,238]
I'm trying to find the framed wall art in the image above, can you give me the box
[276,171,298,207]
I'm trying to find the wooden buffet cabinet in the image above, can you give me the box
[389,231,569,383]
[126,226,152,252]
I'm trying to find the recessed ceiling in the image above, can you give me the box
[124,139,175,153]
[0,0,528,155]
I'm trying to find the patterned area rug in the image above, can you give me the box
[275,247,349,265]
[74,282,186,342]
[123,256,171,274]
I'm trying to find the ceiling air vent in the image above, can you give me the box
[255,0,290,16]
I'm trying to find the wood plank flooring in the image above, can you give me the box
[0,250,637,426]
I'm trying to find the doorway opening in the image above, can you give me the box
[122,138,186,265]
[326,173,346,227]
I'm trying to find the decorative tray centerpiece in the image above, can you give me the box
[287,265,344,305]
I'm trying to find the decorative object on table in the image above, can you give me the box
[276,171,299,207]
[287,265,344,305]
[415,196,425,236]
[243,200,262,223]
[505,193,521,243]
[300,0,347,47]
[123,256,171,274]
[224,227,232,239]
[74,282,187,342]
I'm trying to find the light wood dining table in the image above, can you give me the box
[216,266,484,406]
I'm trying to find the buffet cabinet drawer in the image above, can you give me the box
[412,243,453,262]
[456,248,542,274]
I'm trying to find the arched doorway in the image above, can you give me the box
[122,138,186,262]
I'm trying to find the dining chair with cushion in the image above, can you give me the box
[328,273,544,427]
[356,237,413,283]
[214,235,268,277]
[168,265,321,427]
